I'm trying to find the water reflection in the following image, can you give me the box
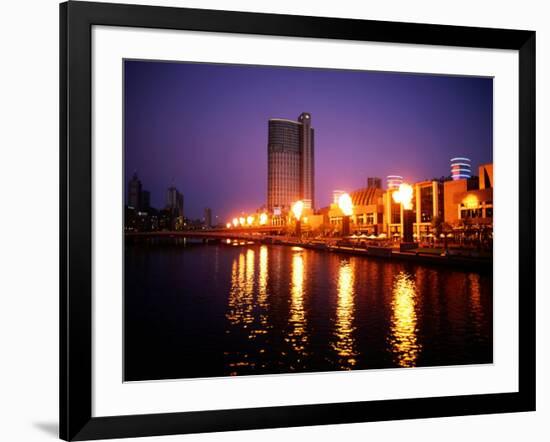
[125,241,493,380]
[389,271,421,367]
[468,273,483,338]
[257,246,269,330]
[332,259,358,369]
[288,248,308,355]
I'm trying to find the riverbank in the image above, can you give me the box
[126,231,492,271]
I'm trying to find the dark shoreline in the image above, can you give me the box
[125,231,492,272]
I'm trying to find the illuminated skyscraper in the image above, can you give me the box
[450,157,472,180]
[267,113,314,211]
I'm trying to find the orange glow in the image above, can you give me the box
[239,217,245,226]
[333,260,357,368]
[337,193,353,216]
[246,215,254,226]
[226,223,231,229]
[392,183,413,210]
[389,271,421,367]
[463,194,479,209]
[232,218,239,227]
[291,200,304,221]
[259,212,268,225]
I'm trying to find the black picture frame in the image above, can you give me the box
[60,1,536,440]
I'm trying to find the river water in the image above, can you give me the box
[124,239,492,381]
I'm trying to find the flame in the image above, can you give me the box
[259,212,268,225]
[246,215,254,226]
[338,193,353,216]
[392,183,413,210]
[232,218,239,227]
[292,200,304,221]
[463,194,479,209]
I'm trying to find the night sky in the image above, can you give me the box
[124,60,492,222]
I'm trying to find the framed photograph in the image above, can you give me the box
[60,1,536,440]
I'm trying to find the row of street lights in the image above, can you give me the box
[225,182,415,241]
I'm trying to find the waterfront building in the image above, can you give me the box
[267,113,314,212]
[384,179,445,240]
[444,164,493,229]
[328,187,384,234]
[414,180,444,240]
[450,157,472,180]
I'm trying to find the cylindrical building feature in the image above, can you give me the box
[386,175,403,190]
[267,113,315,211]
[267,118,302,211]
[450,157,472,180]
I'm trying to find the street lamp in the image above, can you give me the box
[291,200,304,237]
[259,212,268,226]
[392,183,416,250]
[232,218,239,227]
[246,215,254,226]
[239,216,245,226]
[337,192,353,237]
[226,222,231,229]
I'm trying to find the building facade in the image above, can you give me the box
[267,113,314,212]
[128,172,142,210]
[204,207,212,228]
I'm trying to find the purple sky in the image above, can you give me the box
[124,60,492,222]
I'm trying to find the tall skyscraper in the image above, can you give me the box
[166,186,184,217]
[128,172,142,209]
[267,113,314,211]
[367,177,382,189]
[204,207,212,228]
[450,157,472,180]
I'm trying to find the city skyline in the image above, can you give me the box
[125,60,493,220]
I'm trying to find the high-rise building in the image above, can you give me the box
[139,190,150,212]
[450,157,472,180]
[367,177,382,189]
[204,207,212,228]
[128,172,142,209]
[386,175,403,190]
[166,186,184,218]
[267,113,314,211]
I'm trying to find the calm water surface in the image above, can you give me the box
[124,240,492,381]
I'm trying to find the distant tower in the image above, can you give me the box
[128,172,142,209]
[204,207,212,228]
[450,157,472,180]
[267,113,315,211]
[367,177,382,189]
[166,186,184,218]
[386,175,403,190]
